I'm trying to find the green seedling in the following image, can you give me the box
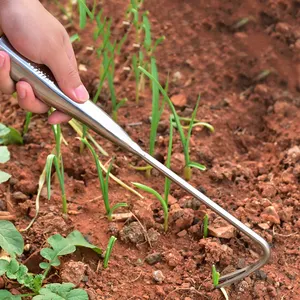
[81,138,128,220]
[103,236,117,268]
[203,214,209,238]
[233,17,250,29]
[133,182,169,231]
[70,33,80,43]
[212,264,220,287]
[78,0,94,29]
[164,117,173,204]
[175,116,215,132]
[0,123,23,145]
[254,69,271,82]
[23,112,32,135]
[96,18,113,57]
[0,220,101,299]
[116,32,129,55]
[139,66,206,180]
[0,146,11,184]
[45,153,67,214]
[142,12,151,52]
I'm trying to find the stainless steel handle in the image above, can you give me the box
[0,35,270,287]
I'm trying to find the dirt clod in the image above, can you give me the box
[171,94,187,107]
[60,261,87,286]
[260,206,281,224]
[119,222,145,244]
[145,252,162,265]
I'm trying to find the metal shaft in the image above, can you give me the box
[0,35,270,287]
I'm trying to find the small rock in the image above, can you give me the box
[258,223,270,230]
[208,224,236,239]
[170,152,185,174]
[260,206,280,224]
[278,207,293,222]
[153,270,165,283]
[171,94,187,107]
[12,191,28,202]
[281,169,295,184]
[254,84,268,96]
[234,32,248,39]
[15,180,37,195]
[119,222,145,244]
[174,208,194,231]
[177,230,187,237]
[145,253,162,265]
[259,183,277,198]
[275,22,290,34]
[237,280,249,292]
[60,261,87,286]
[79,64,87,72]
[237,258,246,269]
[173,71,183,82]
[164,249,183,267]
[167,194,177,205]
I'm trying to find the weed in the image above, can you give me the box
[23,112,32,135]
[212,264,220,287]
[103,236,117,268]
[133,182,169,231]
[0,220,101,299]
[81,138,128,220]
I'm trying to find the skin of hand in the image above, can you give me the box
[0,0,89,124]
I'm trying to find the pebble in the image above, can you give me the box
[174,208,194,231]
[260,206,280,224]
[170,153,185,174]
[153,270,165,283]
[145,253,162,265]
[170,93,187,107]
[12,191,28,202]
[256,270,267,280]
[177,230,187,237]
[258,223,270,230]
[155,286,165,296]
[208,224,236,239]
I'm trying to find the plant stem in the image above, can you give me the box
[103,236,117,268]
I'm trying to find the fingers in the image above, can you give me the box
[48,110,72,124]
[0,51,15,94]
[43,40,89,104]
[16,81,49,113]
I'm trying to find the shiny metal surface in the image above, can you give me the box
[0,35,270,287]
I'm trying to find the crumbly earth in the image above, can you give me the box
[0,0,299,299]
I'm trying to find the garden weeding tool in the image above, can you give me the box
[0,35,270,288]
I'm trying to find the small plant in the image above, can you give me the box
[203,214,209,238]
[164,116,173,204]
[81,138,128,220]
[23,112,32,135]
[132,182,169,231]
[45,122,67,214]
[77,0,94,29]
[212,264,220,287]
[0,220,101,299]
[103,236,117,268]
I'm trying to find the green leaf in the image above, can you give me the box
[40,234,76,268]
[0,259,9,275]
[66,231,102,255]
[33,283,88,300]
[103,236,117,268]
[0,221,24,257]
[186,161,206,171]
[212,264,220,287]
[5,127,23,145]
[6,258,20,279]
[110,203,128,215]
[0,170,11,184]
[70,33,80,43]
[0,123,10,138]
[0,290,21,300]
[0,146,10,163]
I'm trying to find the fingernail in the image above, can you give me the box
[74,85,89,102]
[0,53,5,68]
[18,87,26,99]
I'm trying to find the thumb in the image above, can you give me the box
[44,50,89,103]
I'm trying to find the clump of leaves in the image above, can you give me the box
[0,220,101,299]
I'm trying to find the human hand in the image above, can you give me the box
[0,0,89,124]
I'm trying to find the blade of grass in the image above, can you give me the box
[103,236,117,268]
[23,112,32,135]
[133,182,168,231]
